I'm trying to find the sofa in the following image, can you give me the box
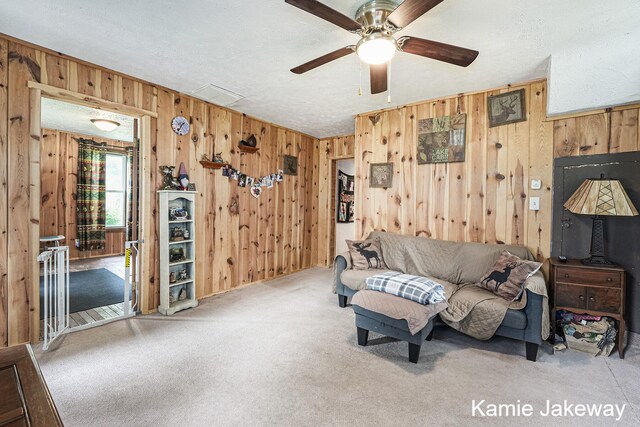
[334,231,549,361]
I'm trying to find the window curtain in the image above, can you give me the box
[76,138,107,251]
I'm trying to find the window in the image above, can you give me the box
[105,153,127,228]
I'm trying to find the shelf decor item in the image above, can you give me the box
[563,174,638,265]
[158,190,198,315]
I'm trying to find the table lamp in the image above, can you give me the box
[563,174,638,265]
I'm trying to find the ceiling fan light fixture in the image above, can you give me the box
[356,32,397,65]
[91,119,120,132]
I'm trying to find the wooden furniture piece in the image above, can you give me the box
[550,258,626,358]
[158,190,198,315]
[0,345,63,426]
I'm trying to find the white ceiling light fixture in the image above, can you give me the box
[356,32,397,65]
[91,119,120,132]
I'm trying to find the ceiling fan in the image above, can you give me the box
[285,0,479,95]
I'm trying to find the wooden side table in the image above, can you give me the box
[550,258,626,358]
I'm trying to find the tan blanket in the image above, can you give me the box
[352,290,448,335]
[335,231,550,341]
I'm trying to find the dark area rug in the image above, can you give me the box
[40,268,129,318]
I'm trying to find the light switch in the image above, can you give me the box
[531,179,542,190]
[529,197,540,211]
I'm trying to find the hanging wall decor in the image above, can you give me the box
[337,170,355,223]
[369,163,393,188]
[417,113,467,164]
[218,163,285,199]
[487,89,526,127]
[283,155,298,175]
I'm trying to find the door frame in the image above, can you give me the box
[322,155,354,267]
[28,82,156,342]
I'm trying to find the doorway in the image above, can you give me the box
[38,97,140,334]
[335,158,356,256]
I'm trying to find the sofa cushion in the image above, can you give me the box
[478,251,542,301]
[340,269,394,291]
[346,238,388,270]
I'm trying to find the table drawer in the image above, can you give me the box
[556,283,587,309]
[555,267,622,288]
[587,287,621,314]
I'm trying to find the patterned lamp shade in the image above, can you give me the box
[564,178,638,217]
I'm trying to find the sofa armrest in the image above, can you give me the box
[523,289,544,345]
[333,251,351,294]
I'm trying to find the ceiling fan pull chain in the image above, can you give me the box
[359,59,363,96]
[387,61,392,103]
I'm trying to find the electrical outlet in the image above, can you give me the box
[529,197,540,211]
[531,179,542,190]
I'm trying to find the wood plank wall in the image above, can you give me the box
[40,129,130,260]
[315,135,355,266]
[342,81,556,266]
[0,35,317,348]
[553,108,640,157]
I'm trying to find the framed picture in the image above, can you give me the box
[369,163,393,188]
[283,155,297,175]
[487,89,526,127]
[417,113,466,164]
[187,183,196,191]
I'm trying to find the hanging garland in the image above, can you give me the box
[220,164,284,199]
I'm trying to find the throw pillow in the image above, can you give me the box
[346,238,388,270]
[477,251,542,301]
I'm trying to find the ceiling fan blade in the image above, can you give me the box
[285,0,362,32]
[398,36,478,67]
[387,0,444,29]
[290,46,355,74]
[370,63,388,94]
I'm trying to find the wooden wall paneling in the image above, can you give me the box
[577,113,609,156]
[386,108,403,234]
[7,42,38,345]
[310,139,320,264]
[485,89,507,244]
[266,123,278,277]
[227,111,242,288]
[76,63,95,97]
[99,70,116,102]
[465,93,487,243]
[39,130,58,237]
[288,131,300,272]
[527,81,553,263]
[254,119,269,281]
[610,109,639,153]
[433,101,449,241]
[120,78,136,107]
[401,106,416,236]
[0,38,8,347]
[316,138,329,265]
[414,103,432,238]
[190,100,207,297]
[447,98,466,242]
[238,117,253,283]
[43,53,67,90]
[505,85,530,246]
[275,128,286,274]
[302,136,314,268]
[373,113,388,233]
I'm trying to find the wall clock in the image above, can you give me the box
[171,116,190,136]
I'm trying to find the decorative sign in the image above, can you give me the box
[369,163,393,188]
[488,89,526,127]
[337,170,354,223]
[417,113,466,164]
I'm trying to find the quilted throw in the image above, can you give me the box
[365,272,447,305]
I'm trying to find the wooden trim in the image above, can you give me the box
[544,102,640,122]
[356,78,547,117]
[29,88,41,343]
[139,115,152,314]
[28,81,158,118]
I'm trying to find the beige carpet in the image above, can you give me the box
[35,268,640,426]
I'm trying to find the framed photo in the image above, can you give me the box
[369,163,393,188]
[283,155,298,175]
[187,183,196,191]
[487,89,526,127]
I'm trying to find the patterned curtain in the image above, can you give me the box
[76,138,107,251]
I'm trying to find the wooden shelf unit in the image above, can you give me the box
[158,190,198,315]
[238,144,259,153]
[199,160,229,169]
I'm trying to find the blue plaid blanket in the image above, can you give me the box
[365,271,447,305]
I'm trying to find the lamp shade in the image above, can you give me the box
[564,178,638,216]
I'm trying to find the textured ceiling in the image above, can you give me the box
[41,98,135,143]
[1,0,639,138]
